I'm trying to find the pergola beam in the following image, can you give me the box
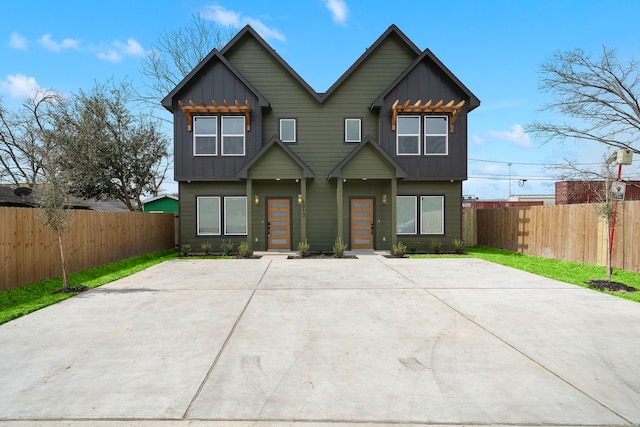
[178,99,251,131]
[391,99,465,133]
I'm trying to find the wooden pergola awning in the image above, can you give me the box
[178,99,251,132]
[391,99,465,133]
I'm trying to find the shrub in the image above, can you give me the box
[200,241,212,256]
[238,241,252,258]
[220,240,234,256]
[407,240,419,253]
[452,238,465,254]
[297,239,311,257]
[391,241,407,257]
[333,236,348,258]
[429,239,442,254]
[180,244,191,257]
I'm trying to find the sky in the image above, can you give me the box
[2,0,640,199]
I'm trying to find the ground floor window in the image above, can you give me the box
[197,196,247,236]
[197,197,220,235]
[421,196,444,234]
[396,195,444,235]
[224,196,247,235]
[397,196,417,234]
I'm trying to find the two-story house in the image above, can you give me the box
[162,24,479,253]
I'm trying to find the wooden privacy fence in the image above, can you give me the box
[0,207,176,291]
[465,200,640,273]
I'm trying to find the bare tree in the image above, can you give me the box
[136,13,235,119]
[528,47,640,155]
[0,90,62,186]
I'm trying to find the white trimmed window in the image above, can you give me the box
[224,196,247,235]
[345,118,361,143]
[421,196,444,234]
[197,197,220,235]
[280,118,296,143]
[221,116,245,156]
[396,116,420,155]
[396,196,417,234]
[424,116,448,155]
[193,116,217,156]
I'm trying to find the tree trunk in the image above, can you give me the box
[57,231,69,289]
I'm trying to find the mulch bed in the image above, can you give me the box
[587,280,638,293]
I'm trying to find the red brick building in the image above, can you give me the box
[555,180,640,204]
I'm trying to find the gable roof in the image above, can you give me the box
[236,136,315,179]
[328,136,408,179]
[161,49,270,111]
[141,194,178,205]
[371,48,480,110]
[220,24,422,104]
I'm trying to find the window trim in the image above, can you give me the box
[396,195,417,235]
[420,195,445,235]
[396,115,421,155]
[224,196,248,236]
[424,115,449,156]
[193,116,217,157]
[344,118,362,143]
[279,118,297,143]
[221,116,246,156]
[196,196,221,236]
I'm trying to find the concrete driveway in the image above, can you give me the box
[1,254,640,426]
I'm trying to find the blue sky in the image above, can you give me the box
[2,0,640,198]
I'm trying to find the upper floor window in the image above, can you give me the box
[396,116,420,155]
[396,115,449,156]
[221,116,245,156]
[424,116,448,155]
[280,118,296,143]
[193,116,217,156]
[345,118,361,143]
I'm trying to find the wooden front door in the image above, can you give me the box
[351,198,374,249]
[267,198,291,250]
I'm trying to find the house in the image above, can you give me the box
[162,25,479,252]
[141,194,179,213]
[556,180,640,204]
[0,186,130,211]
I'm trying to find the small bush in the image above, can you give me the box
[333,236,348,258]
[297,239,311,257]
[220,240,234,256]
[238,241,252,258]
[453,239,465,254]
[407,240,419,253]
[429,239,442,254]
[391,241,407,257]
[200,241,212,255]
[181,244,191,257]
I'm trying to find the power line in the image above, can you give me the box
[469,158,602,166]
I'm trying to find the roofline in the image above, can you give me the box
[161,48,270,111]
[141,194,179,204]
[371,48,480,111]
[236,135,315,179]
[327,135,408,179]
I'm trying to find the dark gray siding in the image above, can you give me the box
[378,59,470,180]
[171,60,264,181]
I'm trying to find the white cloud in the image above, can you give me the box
[323,0,348,25]
[487,124,532,148]
[37,34,80,52]
[9,32,27,50]
[471,135,485,145]
[0,74,41,99]
[202,5,285,42]
[202,5,241,26]
[96,38,147,63]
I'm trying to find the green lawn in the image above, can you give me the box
[412,246,640,303]
[0,249,177,325]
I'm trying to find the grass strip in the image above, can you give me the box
[0,249,177,325]
[463,246,640,303]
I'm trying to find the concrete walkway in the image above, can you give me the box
[1,255,640,426]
